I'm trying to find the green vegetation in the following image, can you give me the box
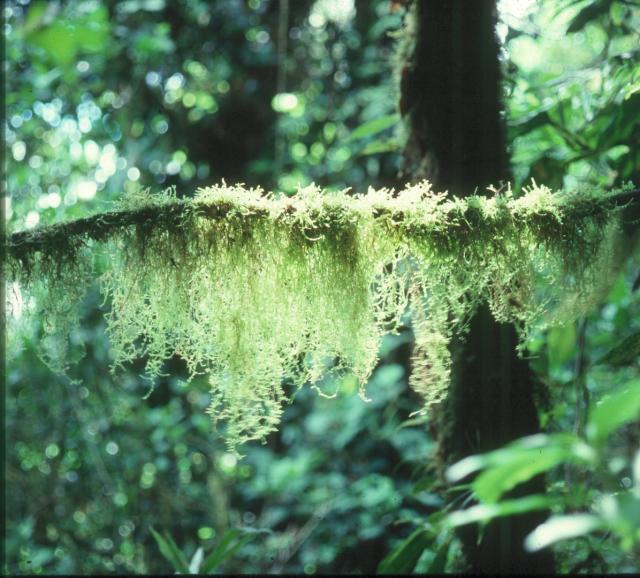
[8,182,631,451]
[5,0,639,574]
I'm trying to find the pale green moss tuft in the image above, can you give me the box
[6,181,631,453]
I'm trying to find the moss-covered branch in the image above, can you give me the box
[7,182,639,269]
[5,181,638,454]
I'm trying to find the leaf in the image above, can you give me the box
[446,433,596,503]
[346,114,399,142]
[586,381,640,444]
[524,514,603,551]
[609,0,624,26]
[23,1,49,33]
[446,495,553,528]
[446,433,575,482]
[29,23,77,67]
[189,546,204,574]
[473,447,571,503]
[377,528,434,575]
[424,539,450,573]
[200,529,252,574]
[596,96,640,151]
[150,527,190,574]
[360,138,398,155]
[594,331,640,368]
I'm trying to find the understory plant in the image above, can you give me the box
[6,180,634,452]
[444,380,640,563]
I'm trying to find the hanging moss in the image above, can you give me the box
[6,181,635,453]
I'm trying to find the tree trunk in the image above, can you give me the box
[399,1,554,573]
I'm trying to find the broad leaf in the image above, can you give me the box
[524,514,603,551]
[446,495,553,528]
[586,381,640,445]
[446,433,595,503]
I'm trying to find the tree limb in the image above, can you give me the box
[6,186,639,264]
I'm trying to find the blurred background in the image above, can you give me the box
[4,0,639,574]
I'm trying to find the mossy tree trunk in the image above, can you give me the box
[399,1,554,573]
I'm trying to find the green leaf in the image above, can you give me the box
[23,1,49,33]
[346,114,399,142]
[596,97,640,151]
[594,331,640,368]
[377,528,433,574]
[189,546,204,574]
[473,448,570,503]
[446,495,553,528]
[586,381,640,444]
[424,539,450,573]
[609,1,624,26]
[200,529,252,574]
[150,527,190,574]
[524,514,603,551]
[446,434,596,503]
[446,433,576,482]
[360,138,398,155]
[29,23,77,67]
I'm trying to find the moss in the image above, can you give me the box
[6,181,630,453]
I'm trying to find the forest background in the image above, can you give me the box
[4,0,640,574]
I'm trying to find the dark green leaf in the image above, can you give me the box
[425,539,450,573]
[200,529,251,574]
[595,331,640,367]
[596,96,640,151]
[150,527,190,574]
[377,528,433,574]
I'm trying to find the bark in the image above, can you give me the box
[398,1,555,572]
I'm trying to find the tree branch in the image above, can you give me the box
[6,186,639,265]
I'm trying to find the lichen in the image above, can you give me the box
[6,180,631,453]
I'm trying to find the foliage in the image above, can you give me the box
[445,381,640,558]
[8,181,630,452]
[5,0,640,574]
[500,0,640,190]
[151,527,254,574]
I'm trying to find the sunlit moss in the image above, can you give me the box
[6,181,631,453]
